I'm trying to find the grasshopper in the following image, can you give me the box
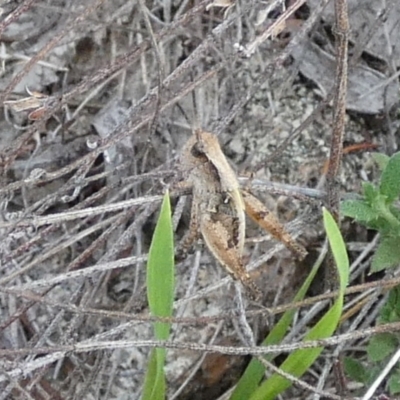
[179,129,307,300]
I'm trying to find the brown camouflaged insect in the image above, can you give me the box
[179,129,307,300]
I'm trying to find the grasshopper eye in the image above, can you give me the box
[190,143,204,158]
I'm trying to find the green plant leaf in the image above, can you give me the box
[367,333,398,362]
[323,208,349,290]
[363,182,379,204]
[380,152,400,202]
[371,152,390,171]
[371,236,400,272]
[343,357,369,384]
[389,205,400,226]
[372,195,400,230]
[230,247,322,400]
[379,285,400,323]
[247,208,349,400]
[142,350,165,400]
[388,369,400,394]
[142,191,174,400]
[341,200,376,223]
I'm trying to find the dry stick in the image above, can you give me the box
[170,321,225,400]
[212,88,252,136]
[0,0,107,104]
[4,272,400,328]
[63,0,210,104]
[22,285,88,392]
[325,0,349,291]
[0,70,221,229]
[0,0,210,172]
[0,195,164,229]
[0,167,146,266]
[0,75,221,275]
[0,206,141,332]
[255,356,344,400]
[0,0,38,38]
[326,0,349,217]
[0,1,246,193]
[137,0,165,174]
[276,0,331,64]
[349,0,395,68]
[363,347,400,400]
[0,276,392,349]
[0,215,122,286]
[0,67,221,198]
[83,206,156,315]
[3,255,147,289]
[2,319,400,364]
[0,177,324,232]
[243,0,307,56]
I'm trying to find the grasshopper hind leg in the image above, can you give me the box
[231,269,262,301]
[242,190,307,260]
[200,212,262,300]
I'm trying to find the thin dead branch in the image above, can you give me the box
[325,0,349,291]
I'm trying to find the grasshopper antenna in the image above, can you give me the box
[175,79,202,143]
[191,90,201,133]
[175,102,191,129]
[189,72,203,142]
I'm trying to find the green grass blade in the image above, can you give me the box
[142,191,174,400]
[247,208,349,400]
[323,208,349,290]
[230,251,323,400]
[146,190,175,340]
[142,350,165,400]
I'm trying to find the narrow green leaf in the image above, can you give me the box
[341,199,376,222]
[323,208,349,289]
[142,350,165,400]
[371,236,400,272]
[343,357,369,384]
[230,251,322,400]
[142,191,174,400]
[367,333,398,362]
[248,208,349,400]
[146,190,175,340]
[380,152,400,202]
